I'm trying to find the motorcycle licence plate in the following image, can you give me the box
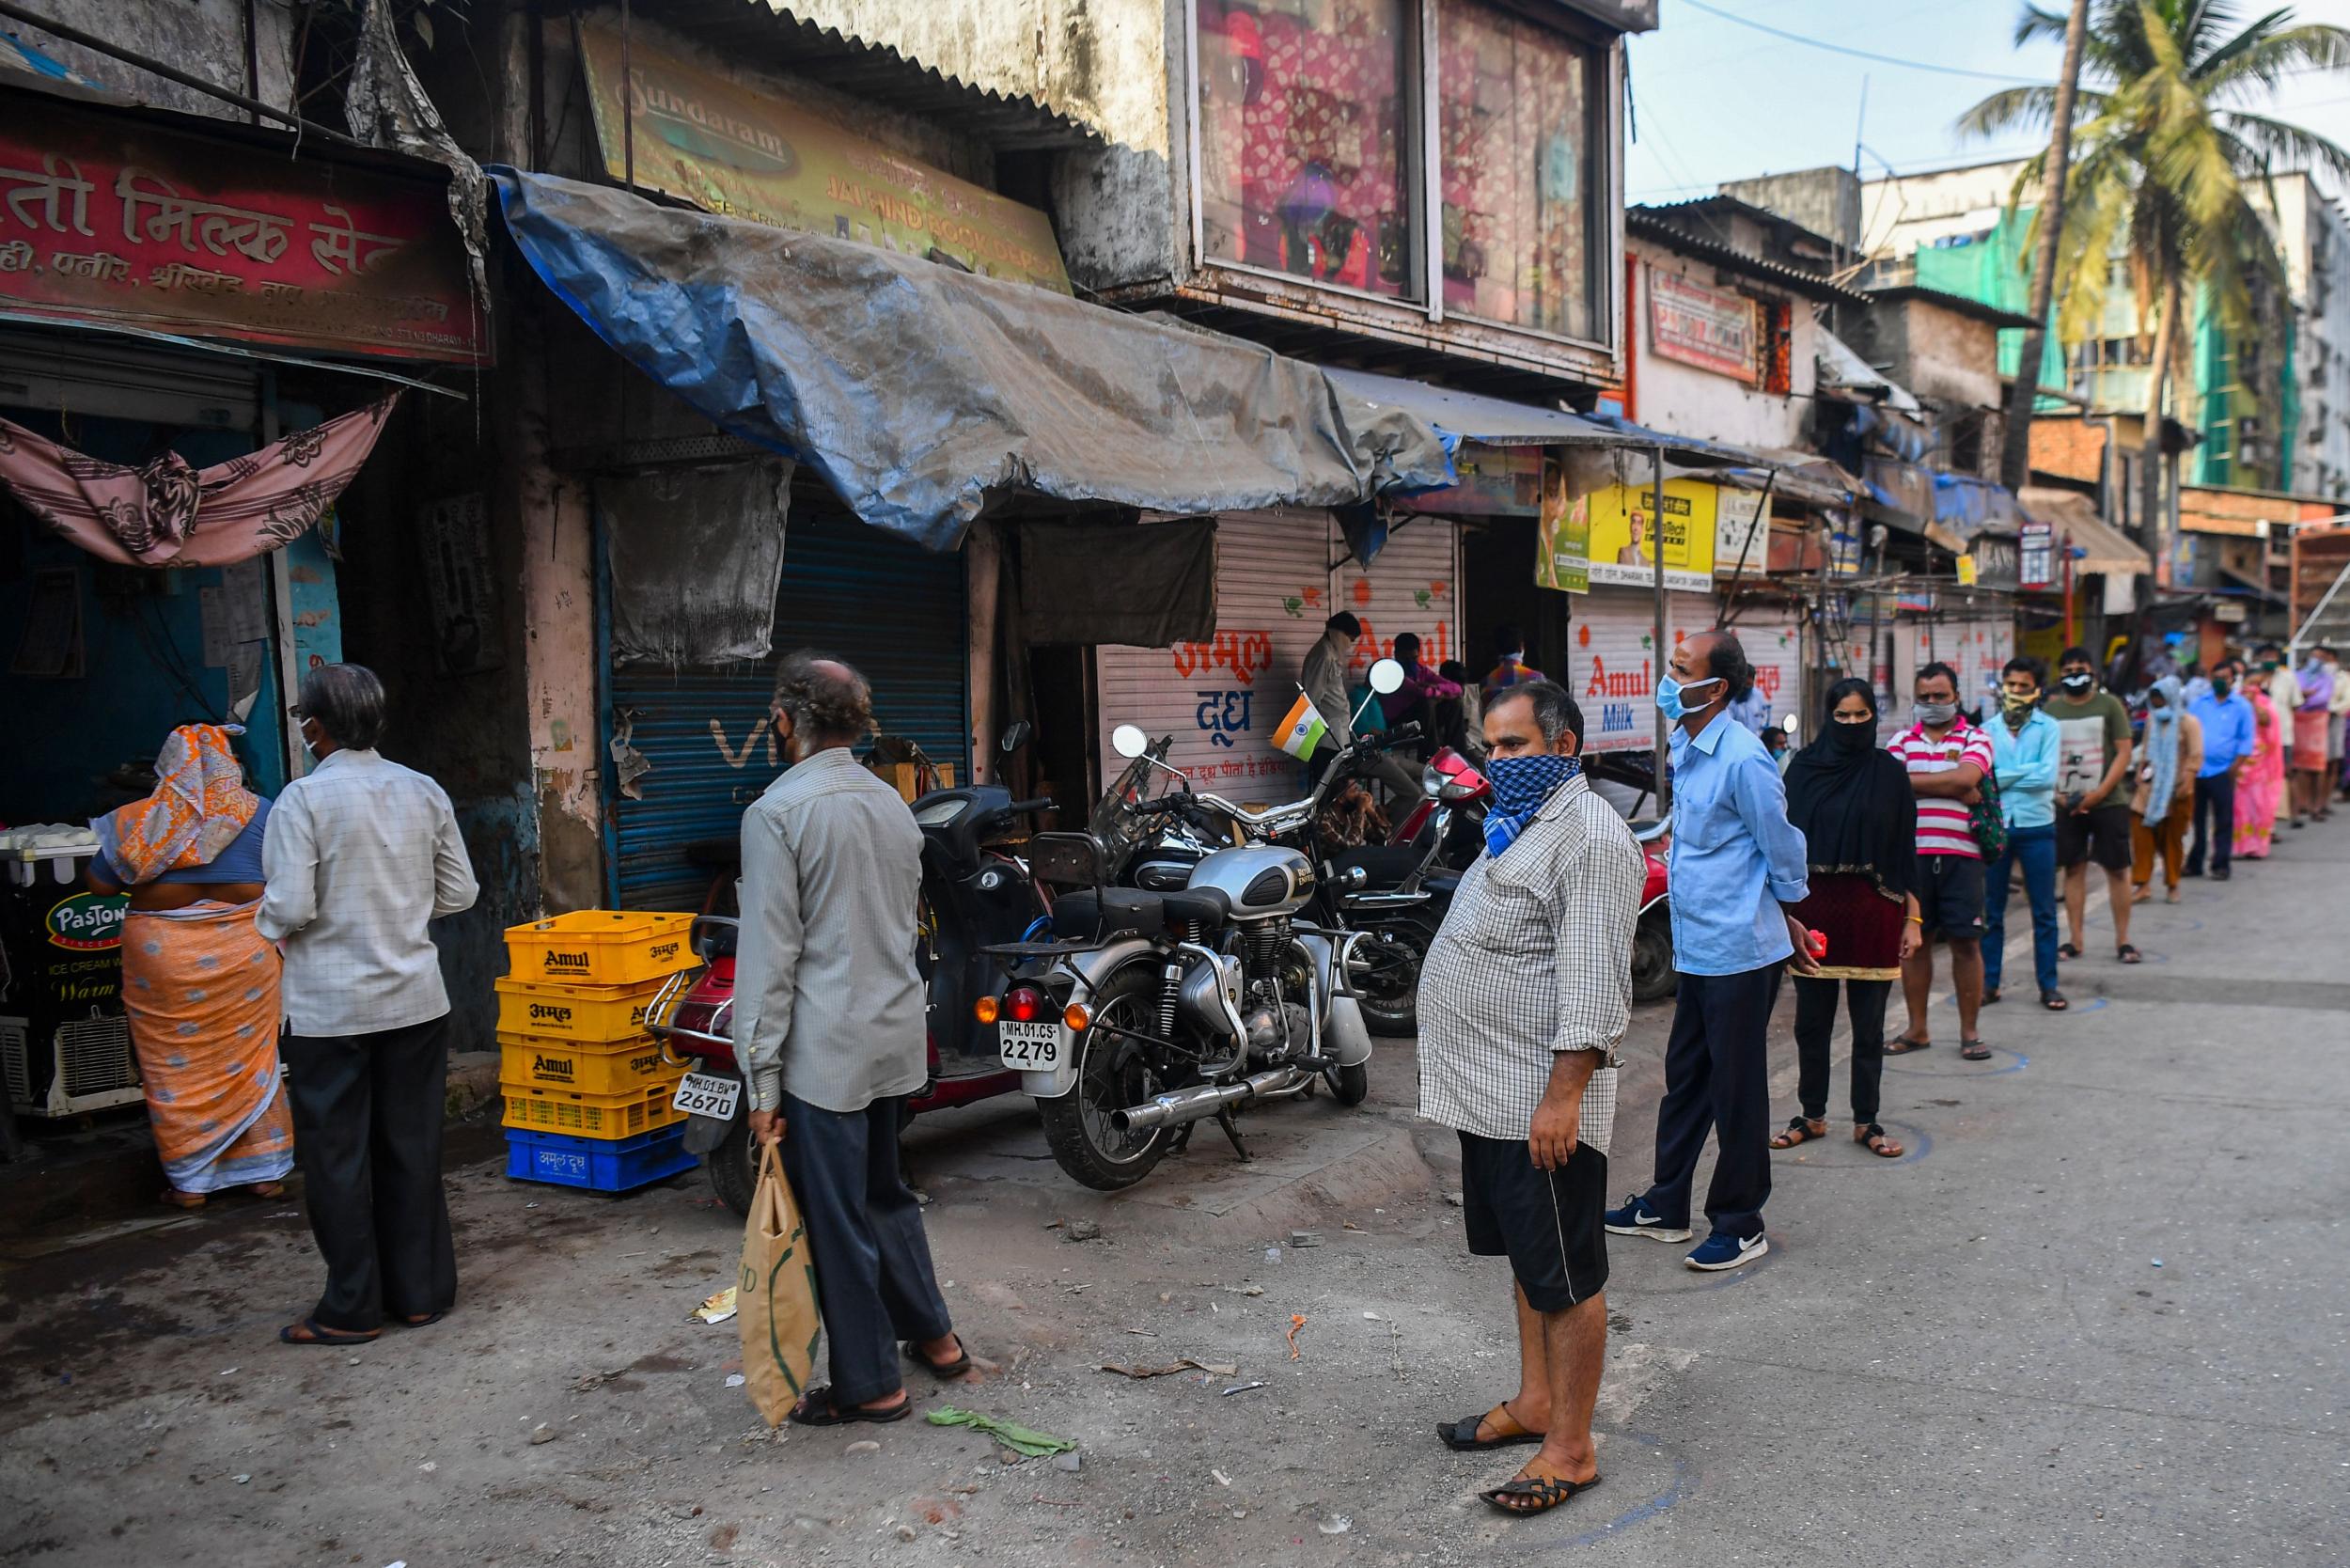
[997,1021,1062,1070]
[672,1072,742,1121]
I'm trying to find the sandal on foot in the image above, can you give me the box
[279,1318,379,1347]
[1982,986,2002,1006]
[905,1339,973,1380]
[2131,885,2152,904]
[2041,990,2069,1011]
[1856,1123,1904,1158]
[2117,944,2143,964]
[1480,1469,1601,1516]
[159,1189,206,1210]
[788,1387,913,1428]
[1437,1401,1544,1452]
[396,1311,446,1328]
[2165,887,2182,904]
[1770,1117,1826,1151]
[1960,1039,1993,1061]
[245,1181,287,1200]
[1884,1033,1933,1055]
[2058,943,2082,961]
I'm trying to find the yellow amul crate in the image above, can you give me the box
[498,1033,682,1097]
[501,1078,688,1141]
[493,975,667,1043]
[503,910,696,987]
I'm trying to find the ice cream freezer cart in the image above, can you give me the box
[1,832,140,1120]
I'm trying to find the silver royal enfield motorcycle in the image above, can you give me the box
[977,724,1376,1190]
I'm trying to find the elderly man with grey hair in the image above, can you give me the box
[735,651,970,1427]
[1419,680,1642,1518]
[258,663,478,1346]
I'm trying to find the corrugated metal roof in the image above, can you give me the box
[545,1,1103,150]
[1626,208,1869,306]
[1865,284,2042,333]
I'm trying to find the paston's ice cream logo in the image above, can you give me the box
[46,891,126,951]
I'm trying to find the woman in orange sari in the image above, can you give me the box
[87,725,293,1207]
[2233,681,2287,861]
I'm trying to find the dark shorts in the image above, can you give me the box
[1459,1133,1608,1312]
[1916,853,1987,941]
[2057,806,2134,871]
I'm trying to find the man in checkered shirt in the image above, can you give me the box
[1418,681,1643,1518]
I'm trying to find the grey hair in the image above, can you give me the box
[771,651,873,745]
[1488,680,1585,752]
[297,663,387,750]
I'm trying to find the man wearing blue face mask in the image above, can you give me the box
[1604,632,1817,1273]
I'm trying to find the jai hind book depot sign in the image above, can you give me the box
[576,19,1072,295]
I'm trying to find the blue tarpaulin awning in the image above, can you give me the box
[490,168,1453,552]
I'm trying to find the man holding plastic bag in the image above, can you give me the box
[733,652,972,1428]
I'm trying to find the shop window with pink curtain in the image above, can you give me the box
[1194,0,1418,303]
[1436,3,1596,340]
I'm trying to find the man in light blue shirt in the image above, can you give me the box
[1605,631,1815,1274]
[1982,655,2064,1009]
[2186,662,2256,880]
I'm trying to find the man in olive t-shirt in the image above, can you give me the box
[2044,647,2138,964]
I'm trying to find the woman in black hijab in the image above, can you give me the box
[1770,679,1921,1159]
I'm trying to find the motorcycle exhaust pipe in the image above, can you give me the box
[1110,1069,1302,1134]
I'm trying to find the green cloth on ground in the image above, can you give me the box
[925,1406,1077,1455]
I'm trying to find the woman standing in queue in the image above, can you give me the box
[1770,680,1921,1160]
[86,724,293,1208]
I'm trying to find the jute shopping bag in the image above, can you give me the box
[738,1141,821,1425]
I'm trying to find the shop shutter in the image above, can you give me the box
[1729,605,1805,735]
[1909,613,2013,717]
[1561,587,1717,754]
[1092,512,1465,797]
[1094,510,1335,795]
[606,509,968,910]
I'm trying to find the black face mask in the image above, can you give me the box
[1830,719,1876,752]
[2060,672,2094,694]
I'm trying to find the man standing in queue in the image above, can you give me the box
[735,652,972,1426]
[1606,632,1817,1272]
[1419,682,1643,1517]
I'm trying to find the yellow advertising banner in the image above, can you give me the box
[574,17,1072,294]
[1582,478,1718,592]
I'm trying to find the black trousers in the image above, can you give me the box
[2186,773,2235,875]
[778,1092,953,1407]
[1792,975,1892,1126]
[1645,964,1781,1241]
[281,1017,457,1333]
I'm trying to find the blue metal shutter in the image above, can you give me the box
[605,510,969,911]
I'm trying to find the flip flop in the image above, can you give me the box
[905,1340,973,1381]
[1884,1033,1933,1055]
[787,1387,914,1428]
[1960,1039,1993,1061]
[2117,944,2143,964]
[279,1318,379,1347]
[2058,943,2082,961]
[1437,1401,1545,1451]
[395,1311,446,1328]
[1480,1470,1601,1516]
[2041,990,2069,1011]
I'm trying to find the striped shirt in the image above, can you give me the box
[1886,721,1996,858]
[1417,774,1644,1152]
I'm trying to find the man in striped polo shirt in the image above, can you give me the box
[1887,662,1998,1060]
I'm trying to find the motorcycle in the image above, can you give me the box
[645,744,1056,1215]
[977,729,1374,1191]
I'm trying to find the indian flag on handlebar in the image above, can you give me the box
[1273,692,1327,760]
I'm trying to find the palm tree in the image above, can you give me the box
[1961,1,2350,560]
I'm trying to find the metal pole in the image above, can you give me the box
[0,0,370,148]
[1652,446,1670,813]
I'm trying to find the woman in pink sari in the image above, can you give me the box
[2233,682,2287,860]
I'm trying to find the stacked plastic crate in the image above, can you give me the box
[496,911,699,1193]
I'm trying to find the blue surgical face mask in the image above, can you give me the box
[1654,674,1721,722]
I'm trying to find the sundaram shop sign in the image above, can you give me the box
[0,96,483,363]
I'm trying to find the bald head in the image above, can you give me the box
[771,650,874,760]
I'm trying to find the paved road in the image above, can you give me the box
[1,821,2343,1566]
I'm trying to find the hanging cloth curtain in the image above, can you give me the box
[0,394,400,568]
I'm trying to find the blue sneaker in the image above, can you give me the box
[1602,1194,1692,1243]
[1684,1231,1769,1272]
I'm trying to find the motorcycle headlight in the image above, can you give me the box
[1420,762,1444,798]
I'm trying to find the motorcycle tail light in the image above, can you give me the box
[1063,1003,1091,1031]
[1005,985,1046,1023]
[974,996,1000,1025]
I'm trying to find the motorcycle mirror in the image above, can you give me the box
[1000,719,1034,754]
[1111,724,1149,760]
[1369,658,1406,695]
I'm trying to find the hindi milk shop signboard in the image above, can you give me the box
[575,19,1071,295]
[0,96,482,363]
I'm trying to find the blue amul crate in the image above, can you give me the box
[505,1123,697,1193]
